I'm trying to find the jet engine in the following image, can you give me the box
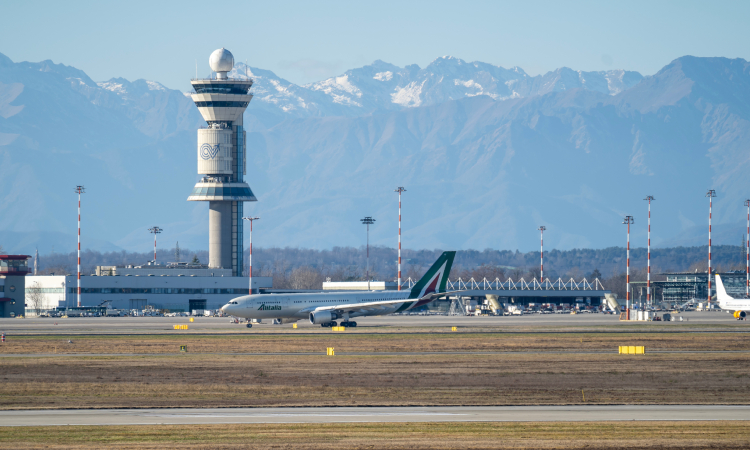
[309,311,338,324]
[734,311,746,319]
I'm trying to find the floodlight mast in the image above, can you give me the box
[745,199,750,297]
[644,196,655,307]
[148,226,163,262]
[361,216,376,291]
[707,189,716,307]
[538,226,546,283]
[243,217,260,295]
[395,187,406,291]
[623,215,634,317]
[75,186,85,308]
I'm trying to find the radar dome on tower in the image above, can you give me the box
[209,48,234,79]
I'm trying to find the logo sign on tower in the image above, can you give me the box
[200,143,220,160]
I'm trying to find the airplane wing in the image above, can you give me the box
[301,291,464,314]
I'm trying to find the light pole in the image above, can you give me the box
[538,226,546,283]
[361,216,376,290]
[623,215,634,318]
[243,217,260,295]
[75,185,85,308]
[707,189,716,308]
[745,200,750,297]
[395,187,406,290]
[644,196,655,308]
[148,226,163,262]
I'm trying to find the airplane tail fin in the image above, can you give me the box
[715,274,733,306]
[408,251,456,299]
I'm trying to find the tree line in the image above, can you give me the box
[14,243,749,292]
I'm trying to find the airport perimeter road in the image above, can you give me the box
[3,405,750,426]
[0,311,744,334]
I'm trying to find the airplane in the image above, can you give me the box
[715,274,750,319]
[221,251,457,328]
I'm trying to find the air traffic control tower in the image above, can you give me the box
[188,48,256,277]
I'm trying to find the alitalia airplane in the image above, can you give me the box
[221,251,456,328]
[715,274,750,319]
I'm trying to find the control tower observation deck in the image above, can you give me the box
[188,48,256,277]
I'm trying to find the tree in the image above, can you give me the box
[191,254,200,265]
[590,269,602,279]
[175,242,181,263]
[26,281,46,317]
[289,266,323,290]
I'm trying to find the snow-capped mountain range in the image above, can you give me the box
[1,51,749,257]
[216,57,642,121]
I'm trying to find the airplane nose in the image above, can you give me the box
[220,305,228,313]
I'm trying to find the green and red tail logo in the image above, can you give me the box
[408,251,456,302]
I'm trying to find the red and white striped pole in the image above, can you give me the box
[707,190,716,307]
[623,216,634,317]
[745,199,749,297]
[644,196,655,308]
[538,226,546,283]
[148,227,162,262]
[75,185,85,308]
[243,217,260,295]
[395,187,406,290]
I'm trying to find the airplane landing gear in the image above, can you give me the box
[246,323,253,328]
[321,321,338,328]
[340,321,357,327]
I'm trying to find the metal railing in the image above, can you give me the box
[400,277,605,291]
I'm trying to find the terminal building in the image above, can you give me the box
[25,263,271,314]
[632,271,749,306]
[1,255,31,318]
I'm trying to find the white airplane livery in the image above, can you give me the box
[715,274,750,319]
[221,251,456,327]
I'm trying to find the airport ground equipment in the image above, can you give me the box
[75,186,85,307]
[395,187,406,291]
[243,217,260,294]
[706,189,716,308]
[619,346,645,354]
[644,195,655,307]
[623,215,634,314]
[188,48,257,277]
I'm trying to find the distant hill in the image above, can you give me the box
[1,52,749,254]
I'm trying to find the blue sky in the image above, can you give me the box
[2,0,749,90]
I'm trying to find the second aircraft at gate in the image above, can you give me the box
[221,251,457,327]
[715,274,750,319]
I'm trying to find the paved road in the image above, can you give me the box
[0,311,744,335]
[3,405,749,426]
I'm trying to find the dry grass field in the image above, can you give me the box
[1,330,750,354]
[1,422,749,449]
[1,331,750,409]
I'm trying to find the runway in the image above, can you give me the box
[3,405,750,426]
[0,311,744,335]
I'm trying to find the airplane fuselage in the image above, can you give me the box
[222,290,418,321]
[718,300,750,312]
